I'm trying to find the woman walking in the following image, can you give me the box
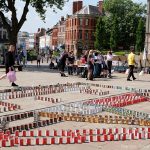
[0,45,18,86]
[87,50,94,80]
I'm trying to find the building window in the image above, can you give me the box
[85,19,89,26]
[74,30,76,39]
[75,19,77,26]
[79,30,82,39]
[79,18,83,26]
[85,30,89,40]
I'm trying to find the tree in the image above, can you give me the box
[104,0,146,50]
[94,17,106,50]
[0,0,67,46]
[135,18,145,53]
[110,16,118,51]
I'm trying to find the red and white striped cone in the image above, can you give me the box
[114,134,119,141]
[121,128,126,134]
[90,135,97,142]
[99,135,105,142]
[3,134,9,141]
[62,130,67,136]
[113,128,119,134]
[85,135,90,143]
[102,128,106,135]
[51,137,55,144]
[42,138,47,145]
[57,130,62,137]
[82,129,89,136]
[45,130,50,137]
[38,130,42,137]
[121,134,126,141]
[5,130,11,136]
[22,130,27,137]
[29,131,34,137]
[108,128,113,135]
[35,138,40,145]
[69,137,75,144]
[54,137,60,145]
[20,139,26,146]
[15,130,19,137]
[74,136,82,144]
[62,137,67,144]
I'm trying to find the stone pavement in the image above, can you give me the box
[0,65,150,150]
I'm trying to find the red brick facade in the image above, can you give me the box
[65,0,103,55]
[52,25,58,49]
[65,15,97,54]
[73,1,83,14]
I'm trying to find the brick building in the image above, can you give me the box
[46,28,53,49]
[35,28,46,51]
[58,17,66,49]
[52,25,58,50]
[65,0,103,55]
[0,17,9,49]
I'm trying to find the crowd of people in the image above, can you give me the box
[58,50,114,80]
[0,44,138,87]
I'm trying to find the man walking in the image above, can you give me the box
[58,51,68,77]
[127,49,136,81]
[37,53,41,67]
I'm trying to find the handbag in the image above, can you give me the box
[7,67,16,82]
[139,70,144,76]
[125,69,129,75]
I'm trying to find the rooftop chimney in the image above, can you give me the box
[73,0,83,14]
[61,16,64,22]
[98,0,103,14]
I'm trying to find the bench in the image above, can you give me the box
[0,65,23,71]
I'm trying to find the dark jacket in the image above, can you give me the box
[5,51,15,68]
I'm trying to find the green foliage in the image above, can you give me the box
[110,16,118,51]
[27,50,37,61]
[52,51,60,57]
[94,17,106,50]
[0,0,68,45]
[114,51,126,56]
[101,0,146,50]
[135,18,145,53]
[29,0,67,20]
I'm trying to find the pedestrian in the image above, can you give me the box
[58,51,68,77]
[0,45,18,86]
[87,50,94,80]
[127,49,136,81]
[68,51,75,75]
[107,51,113,78]
[37,53,41,67]
[22,56,26,67]
[101,55,108,78]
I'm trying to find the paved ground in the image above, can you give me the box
[0,63,150,150]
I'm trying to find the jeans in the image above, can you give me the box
[127,65,135,79]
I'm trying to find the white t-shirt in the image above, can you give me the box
[107,54,113,61]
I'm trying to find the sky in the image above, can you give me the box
[6,0,147,33]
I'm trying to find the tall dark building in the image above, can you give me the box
[0,17,9,48]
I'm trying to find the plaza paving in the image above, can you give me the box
[0,64,150,150]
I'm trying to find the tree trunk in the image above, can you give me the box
[7,30,18,50]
